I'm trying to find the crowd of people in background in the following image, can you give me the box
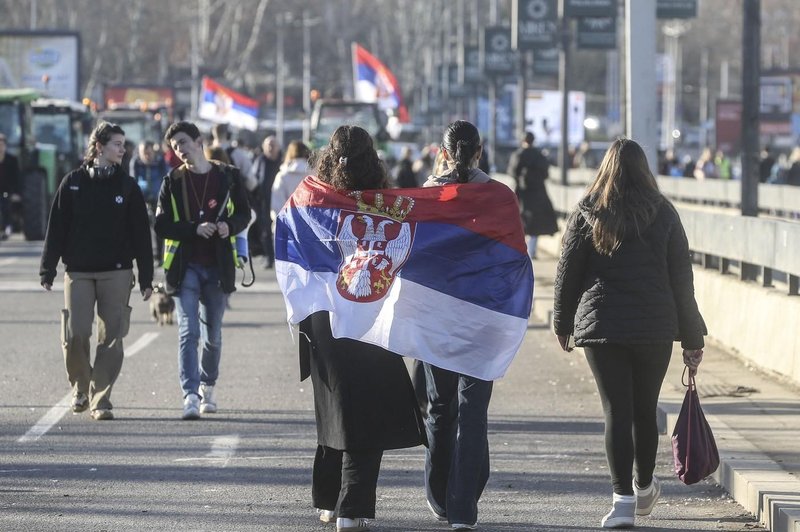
[655,144,800,185]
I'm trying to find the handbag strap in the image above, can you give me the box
[684,369,695,473]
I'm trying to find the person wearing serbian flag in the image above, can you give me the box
[275,123,533,532]
[280,125,426,532]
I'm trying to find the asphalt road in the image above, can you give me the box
[0,237,764,531]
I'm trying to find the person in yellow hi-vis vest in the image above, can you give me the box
[155,121,250,420]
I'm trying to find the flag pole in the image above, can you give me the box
[351,42,359,100]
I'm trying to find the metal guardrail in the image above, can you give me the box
[543,167,800,216]
[496,172,800,296]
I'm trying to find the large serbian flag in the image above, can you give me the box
[198,76,259,131]
[275,176,534,381]
[352,43,410,123]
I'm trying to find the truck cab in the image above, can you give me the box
[309,100,389,150]
[31,98,93,190]
[0,88,51,240]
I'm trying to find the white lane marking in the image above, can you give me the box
[124,332,159,358]
[173,434,241,467]
[0,258,19,267]
[18,332,160,443]
[206,434,239,467]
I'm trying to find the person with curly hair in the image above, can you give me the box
[297,125,426,532]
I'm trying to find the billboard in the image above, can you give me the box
[0,31,80,101]
[104,85,174,111]
[525,90,586,146]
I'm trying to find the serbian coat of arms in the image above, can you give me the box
[335,193,415,303]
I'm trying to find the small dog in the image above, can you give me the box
[150,283,175,326]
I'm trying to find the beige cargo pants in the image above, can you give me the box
[61,269,134,411]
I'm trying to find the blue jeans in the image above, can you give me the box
[423,363,493,525]
[174,263,226,398]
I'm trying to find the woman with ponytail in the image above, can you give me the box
[423,120,489,187]
[39,121,153,421]
[420,120,493,530]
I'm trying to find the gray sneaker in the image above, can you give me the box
[71,392,89,413]
[182,394,201,420]
[601,494,635,528]
[199,384,217,414]
[635,476,661,516]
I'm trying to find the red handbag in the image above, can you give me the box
[671,369,720,485]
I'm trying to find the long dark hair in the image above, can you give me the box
[584,138,663,255]
[442,120,481,183]
[315,125,388,190]
[84,121,125,163]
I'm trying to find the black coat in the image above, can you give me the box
[507,146,558,236]
[154,161,250,294]
[0,153,20,194]
[299,312,427,452]
[553,198,706,350]
[39,165,153,291]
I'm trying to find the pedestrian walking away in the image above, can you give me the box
[154,121,250,420]
[39,121,154,421]
[506,131,558,260]
[421,120,503,531]
[251,135,283,268]
[552,137,707,529]
[279,126,426,532]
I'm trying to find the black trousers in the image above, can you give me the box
[583,343,672,496]
[312,445,383,518]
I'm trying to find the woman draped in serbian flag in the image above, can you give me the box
[275,122,533,530]
[275,125,426,532]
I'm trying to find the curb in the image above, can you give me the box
[657,398,800,532]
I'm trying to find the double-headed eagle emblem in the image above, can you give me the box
[335,192,416,302]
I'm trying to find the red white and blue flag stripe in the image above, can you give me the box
[353,43,410,123]
[275,176,534,381]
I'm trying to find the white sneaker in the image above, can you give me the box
[335,517,369,532]
[182,394,201,420]
[199,383,217,413]
[635,476,661,516]
[317,508,336,523]
[601,494,635,528]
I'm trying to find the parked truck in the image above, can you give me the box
[0,88,54,240]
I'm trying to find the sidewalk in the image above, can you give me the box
[530,246,800,532]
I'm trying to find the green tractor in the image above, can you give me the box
[31,98,93,191]
[0,88,56,240]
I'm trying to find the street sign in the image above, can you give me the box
[512,0,558,50]
[565,0,616,17]
[715,99,742,155]
[656,0,698,19]
[482,26,516,77]
[463,46,483,84]
[532,47,559,76]
[576,16,617,49]
[448,64,468,98]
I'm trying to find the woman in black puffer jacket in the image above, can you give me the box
[553,138,706,529]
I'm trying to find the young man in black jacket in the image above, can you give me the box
[155,121,250,420]
[40,122,153,421]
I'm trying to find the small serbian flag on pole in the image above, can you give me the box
[275,176,534,381]
[198,76,259,131]
[352,43,410,123]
